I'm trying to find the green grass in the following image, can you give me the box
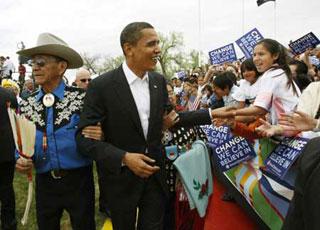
[13,164,107,230]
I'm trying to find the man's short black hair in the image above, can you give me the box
[120,22,154,55]
[213,72,234,90]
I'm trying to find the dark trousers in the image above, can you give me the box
[35,166,95,230]
[0,161,16,230]
[96,161,108,211]
[111,176,165,230]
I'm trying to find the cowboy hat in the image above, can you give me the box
[17,33,83,69]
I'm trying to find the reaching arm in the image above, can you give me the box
[211,105,267,119]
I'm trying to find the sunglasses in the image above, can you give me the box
[30,58,47,67]
[30,57,62,67]
[30,58,58,67]
[80,78,91,83]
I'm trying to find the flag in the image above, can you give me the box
[257,0,275,6]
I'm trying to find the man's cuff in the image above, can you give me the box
[208,108,213,120]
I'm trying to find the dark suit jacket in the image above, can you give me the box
[76,66,211,211]
[0,87,18,163]
[282,136,320,230]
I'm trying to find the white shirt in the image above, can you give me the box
[233,79,260,105]
[223,85,239,107]
[254,68,300,125]
[174,85,183,95]
[122,62,150,139]
[2,59,15,76]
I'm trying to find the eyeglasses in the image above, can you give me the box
[80,78,91,83]
[30,56,63,67]
[30,57,59,67]
[30,58,47,67]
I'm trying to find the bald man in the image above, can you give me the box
[75,68,91,90]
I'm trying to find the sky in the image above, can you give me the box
[1,0,319,81]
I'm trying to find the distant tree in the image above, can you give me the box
[81,52,101,74]
[81,52,124,75]
[101,55,124,72]
[158,32,184,78]
[158,32,204,79]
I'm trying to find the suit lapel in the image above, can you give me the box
[113,66,145,139]
[147,73,160,141]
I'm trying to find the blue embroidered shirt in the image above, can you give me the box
[19,81,92,173]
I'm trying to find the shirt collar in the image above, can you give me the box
[122,61,149,85]
[36,80,66,102]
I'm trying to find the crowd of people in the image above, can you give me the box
[0,21,320,230]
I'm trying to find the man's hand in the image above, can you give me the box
[212,118,235,128]
[16,158,33,174]
[82,122,104,141]
[122,153,160,178]
[255,119,283,137]
[211,106,236,118]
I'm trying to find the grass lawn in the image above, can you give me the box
[13,164,107,230]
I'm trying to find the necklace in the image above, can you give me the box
[42,93,55,107]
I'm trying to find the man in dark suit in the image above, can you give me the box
[0,87,18,230]
[76,22,211,230]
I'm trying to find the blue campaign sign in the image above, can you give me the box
[235,28,264,58]
[201,125,233,149]
[239,56,246,63]
[289,32,320,55]
[264,137,309,179]
[176,71,186,80]
[212,136,256,172]
[208,43,237,65]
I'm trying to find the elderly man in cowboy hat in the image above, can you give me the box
[15,33,100,230]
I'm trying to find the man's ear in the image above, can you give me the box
[58,61,68,75]
[123,43,133,57]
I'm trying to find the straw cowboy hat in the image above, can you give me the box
[17,33,83,69]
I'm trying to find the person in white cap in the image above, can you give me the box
[15,33,101,230]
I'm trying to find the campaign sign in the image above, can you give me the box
[239,56,246,63]
[212,136,256,172]
[201,125,233,149]
[289,32,320,55]
[208,43,237,65]
[176,71,187,80]
[235,28,264,58]
[264,137,309,179]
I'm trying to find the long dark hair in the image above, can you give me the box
[256,38,299,95]
[240,58,261,80]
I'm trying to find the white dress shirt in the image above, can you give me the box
[123,62,150,139]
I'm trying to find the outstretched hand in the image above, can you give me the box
[279,111,317,132]
[255,119,283,137]
[212,118,235,128]
[211,106,237,119]
[122,153,160,178]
